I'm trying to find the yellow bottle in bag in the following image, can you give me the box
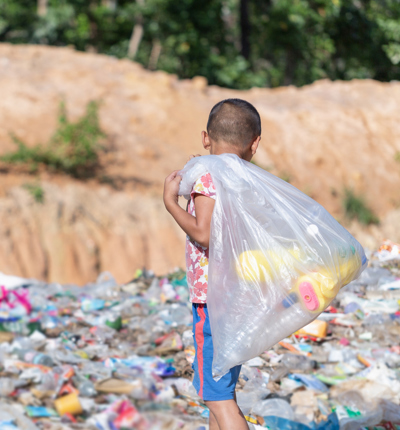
[236,248,303,282]
[236,250,276,282]
[293,252,361,313]
[293,274,334,313]
[237,247,362,314]
[338,252,362,286]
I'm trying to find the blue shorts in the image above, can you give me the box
[192,303,242,401]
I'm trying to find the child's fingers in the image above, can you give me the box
[188,154,201,161]
[165,170,179,182]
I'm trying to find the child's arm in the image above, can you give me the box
[163,170,215,248]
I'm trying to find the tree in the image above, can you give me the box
[127,0,144,59]
[0,0,399,89]
[240,0,250,59]
[37,0,48,17]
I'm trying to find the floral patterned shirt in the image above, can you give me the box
[186,173,216,303]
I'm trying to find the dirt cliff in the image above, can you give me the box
[0,44,399,284]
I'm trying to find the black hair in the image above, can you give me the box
[206,98,261,147]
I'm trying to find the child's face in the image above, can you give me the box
[201,131,260,162]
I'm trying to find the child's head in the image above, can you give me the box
[202,98,261,161]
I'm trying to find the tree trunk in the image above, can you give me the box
[148,39,161,70]
[37,0,48,17]
[102,0,118,11]
[283,48,296,86]
[240,0,250,59]
[222,0,240,51]
[128,0,145,60]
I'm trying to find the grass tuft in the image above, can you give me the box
[343,188,379,225]
[23,183,44,203]
[279,172,292,183]
[1,101,105,178]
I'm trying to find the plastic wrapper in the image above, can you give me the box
[179,154,367,379]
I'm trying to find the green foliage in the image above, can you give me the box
[1,101,105,177]
[23,183,44,203]
[279,172,292,183]
[0,0,400,89]
[343,188,379,225]
[395,151,400,163]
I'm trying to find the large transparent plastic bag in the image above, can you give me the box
[179,154,367,379]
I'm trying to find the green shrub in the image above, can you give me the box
[279,172,292,183]
[343,188,379,225]
[1,101,105,177]
[23,183,44,203]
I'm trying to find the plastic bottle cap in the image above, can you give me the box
[298,281,319,311]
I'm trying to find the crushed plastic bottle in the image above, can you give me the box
[0,378,16,397]
[15,349,54,367]
[281,353,315,371]
[251,398,295,420]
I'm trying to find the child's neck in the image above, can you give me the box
[212,142,244,159]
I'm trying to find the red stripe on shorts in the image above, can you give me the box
[195,305,206,398]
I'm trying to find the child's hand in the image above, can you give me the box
[188,154,201,162]
[163,170,182,209]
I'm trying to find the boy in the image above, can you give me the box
[163,99,261,430]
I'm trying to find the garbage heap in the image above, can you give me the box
[0,240,400,430]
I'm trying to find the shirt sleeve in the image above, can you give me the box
[191,173,216,200]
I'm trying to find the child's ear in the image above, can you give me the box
[251,136,261,155]
[202,131,211,150]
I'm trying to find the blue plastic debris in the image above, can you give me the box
[263,413,339,430]
[289,374,329,392]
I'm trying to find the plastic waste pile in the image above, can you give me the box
[0,240,399,430]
